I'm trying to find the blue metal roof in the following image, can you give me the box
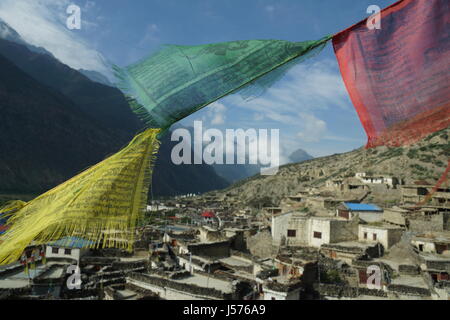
[343,202,383,212]
[49,236,95,249]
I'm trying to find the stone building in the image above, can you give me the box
[383,207,410,226]
[336,202,383,223]
[263,280,302,300]
[272,212,359,248]
[355,172,399,188]
[411,233,450,255]
[401,182,450,207]
[358,224,404,249]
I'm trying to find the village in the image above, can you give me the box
[0,171,449,300]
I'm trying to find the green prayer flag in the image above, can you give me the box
[114,36,331,131]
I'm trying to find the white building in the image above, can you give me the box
[411,233,450,254]
[45,237,94,263]
[355,172,398,188]
[271,211,295,244]
[272,212,359,248]
[336,202,384,223]
[358,224,404,249]
[263,281,302,300]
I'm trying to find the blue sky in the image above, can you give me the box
[0,0,397,161]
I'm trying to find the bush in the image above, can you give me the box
[320,269,343,284]
[407,149,418,159]
[434,160,445,167]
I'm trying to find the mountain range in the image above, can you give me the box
[0,20,228,198]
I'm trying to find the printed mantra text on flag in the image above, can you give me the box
[333,0,450,148]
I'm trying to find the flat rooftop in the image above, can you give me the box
[413,232,450,243]
[172,274,233,293]
[360,223,404,230]
[323,241,377,249]
[390,275,429,289]
[219,256,253,267]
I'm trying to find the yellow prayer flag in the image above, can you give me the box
[0,129,160,265]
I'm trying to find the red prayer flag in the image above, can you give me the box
[333,0,450,148]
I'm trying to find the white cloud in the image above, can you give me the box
[179,56,360,159]
[0,0,112,79]
[296,113,327,142]
[83,1,96,11]
[203,102,227,126]
[139,23,160,47]
[229,58,351,132]
[253,113,265,121]
[238,59,349,115]
[265,5,275,13]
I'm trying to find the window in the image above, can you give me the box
[64,248,72,255]
[313,232,322,239]
[373,233,377,241]
[52,247,59,254]
[287,229,296,237]
[339,210,349,219]
[417,188,428,196]
[418,244,424,252]
[364,232,368,240]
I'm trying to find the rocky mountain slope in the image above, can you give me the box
[0,53,125,193]
[218,127,449,206]
[0,22,229,198]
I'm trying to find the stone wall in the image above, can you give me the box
[128,272,233,300]
[424,259,450,272]
[409,214,444,232]
[246,230,278,259]
[387,284,431,297]
[444,212,450,231]
[90,248,133,257]
[314,283,387,298]
[315,283,358,298]
[220,261,253,274]
[398,264,420,275]
[0,287,31,299]
[103,283,160,300]
[84,270,127,289]
[187,240,231,258]
[265,280,302,293]
[357,287,388,297]
[63,288,99,300]
[329,218,359,243]
[383,209,406,226]
[80,256,119,266]
[111,260,147,271]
